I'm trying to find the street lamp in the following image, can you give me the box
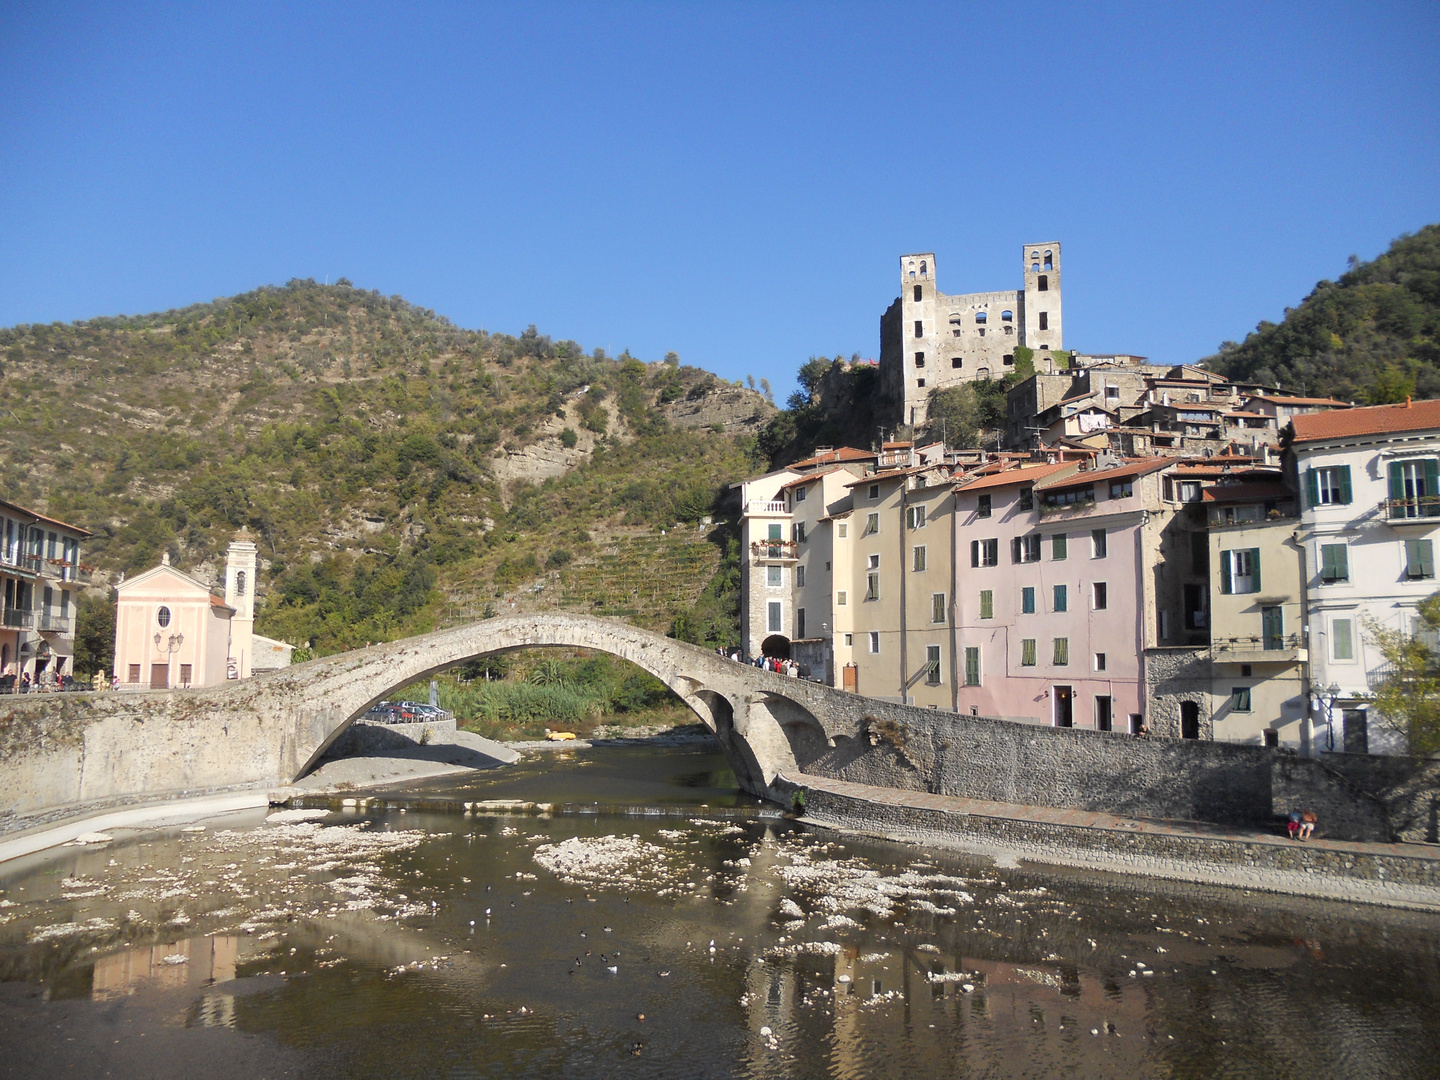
[1319,681,1341,752]
[153,631,184,687]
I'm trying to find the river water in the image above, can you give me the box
[1,742,1438,1080]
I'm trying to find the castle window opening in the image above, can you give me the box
[1044,250,1053,269]
[977,367,990,379]
[952,357,963,368]
[1003,325,1013,335]
[1031,251,1039,260]
[1002,354,1013,365]
[1032,263,1040,273]
[1001,310,1013,321]
[914,352,925,368]
[917,378,925,388]
[914,320,923,338]
[1039,312,1049,330]
[975,311,987,324]
[913,285,922,302]
[1037,275,1048,291]
[919,260,927,275]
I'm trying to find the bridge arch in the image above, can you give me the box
[269,614,829,796]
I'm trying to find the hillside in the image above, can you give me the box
[0,280,775,660]
[1205,224,1440,402]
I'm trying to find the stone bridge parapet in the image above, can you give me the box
[0,614,1432,845]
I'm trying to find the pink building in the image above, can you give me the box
[952,459,1173,731]
[114,536,292,689]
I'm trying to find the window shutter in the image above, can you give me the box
[1336,544,1349,581]
[1320,545,1336,581]
[1337,465,1352,504]
[1390,461,1406,501]
[1011,537,1022,563]
[1249,548,1262,592]
[1421,539,1435,578]
[1305,469,1319,508]
[970,539,979,568]
[1219,550,1233,594]
[1427,459,1440,496]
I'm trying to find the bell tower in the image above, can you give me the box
[224,532,257,679]
[1022,242,1062,356]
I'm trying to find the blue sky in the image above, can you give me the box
[2,2,1437,396]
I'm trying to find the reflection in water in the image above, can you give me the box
[0,745,1437,1079]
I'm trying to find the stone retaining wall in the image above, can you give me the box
[799,785,1440,893]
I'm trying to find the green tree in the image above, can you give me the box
[1365,592,1440,756]
[73,589,116,677]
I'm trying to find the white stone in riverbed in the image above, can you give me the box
[265,809,332,825]
[533,835,676,889]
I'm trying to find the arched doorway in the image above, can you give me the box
[761,635,791,660]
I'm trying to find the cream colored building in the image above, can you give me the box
[1205,483,1308,749]
[114,536,292,689]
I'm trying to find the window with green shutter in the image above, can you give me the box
[979,590,994,619]
[1231,687,1252,712]
[1307,466,1352,507]
[1320,543,1348,584]
[1220,548,1261,594]
[1052,533,1067,560]
[1406,538,1435,579]
[931,593,946,624]
[1053,637,1069,665]
[1333,618,1354,660]
[1053,584,1068,612]
[1021,586,1035,614]
[964,647,980,686]
[1020,639,1037,666]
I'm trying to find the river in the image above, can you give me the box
[1,742,1437,1079]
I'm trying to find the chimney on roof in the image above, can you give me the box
[1407,396,1413,408]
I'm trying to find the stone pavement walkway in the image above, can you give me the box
[788,772,1440,911]
[791,772,1439,863]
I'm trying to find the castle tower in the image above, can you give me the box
[224,533,257,679]
[1021,242,1062,356]
[899,253,938,427]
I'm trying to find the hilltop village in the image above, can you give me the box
[738,243,1434,760]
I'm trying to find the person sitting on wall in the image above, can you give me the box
[1287,810,1302,840]
[1298,810,1317,841]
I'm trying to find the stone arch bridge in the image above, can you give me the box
[1,615,862,826]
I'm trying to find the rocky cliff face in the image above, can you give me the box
[662,383,776,432]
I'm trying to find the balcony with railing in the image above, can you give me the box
[745,500,790,517]
[0,552,41,576]
[1210,632,1307,664]
[1383,496,1440,522]
[749,540,799,561]
[38,613,73,634]
[2,608,33,629]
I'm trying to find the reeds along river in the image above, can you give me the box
[1,743,1438,1080]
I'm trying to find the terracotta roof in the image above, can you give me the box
[788,446,876,468]
[843,468,915,489]
[0,498,91,537]
[954,461,1075,494]
[1290,398,1440,444]
[779,467,847,490]
[1047,459,1172,488]
[881,441,913,449]
[1242,395,1351,407]
[210,594,235,611]
[1203,482,1292,504]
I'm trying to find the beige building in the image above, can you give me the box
[1205,482,1307,749]
[881,244,1063,428]
[114,536,292,689]
[0,498,90,687]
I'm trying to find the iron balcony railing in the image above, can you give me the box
[1210,632,1306,658]
[1384,496,1440,521]
[0,553,41,575]
[38,613,73,633]
[750,540,799,560]
[2,609,33,629]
